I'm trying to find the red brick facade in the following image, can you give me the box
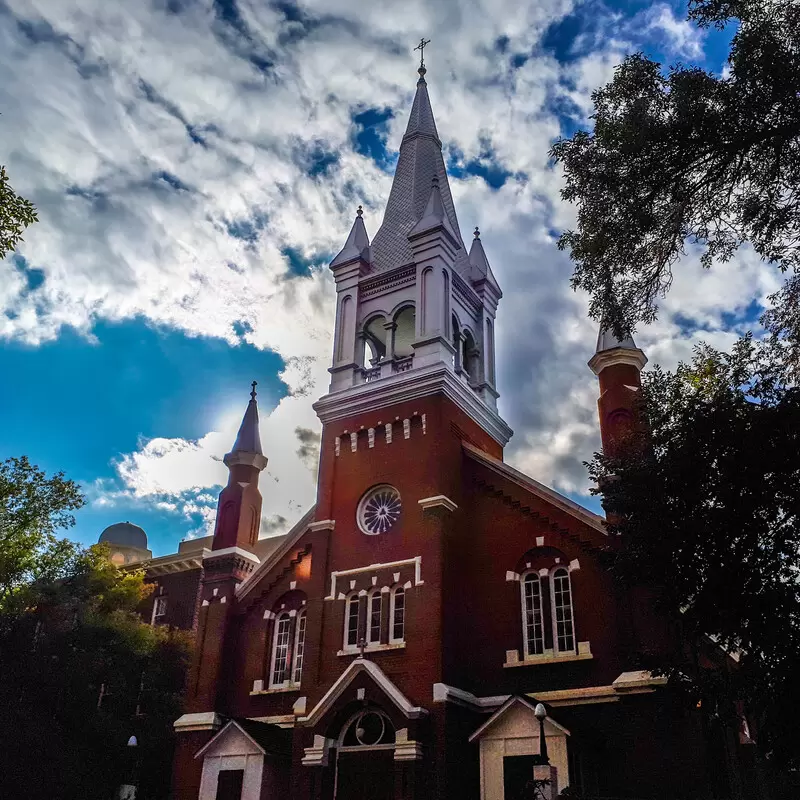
[166,68,753,800]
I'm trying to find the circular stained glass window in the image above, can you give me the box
[357,485,401,535]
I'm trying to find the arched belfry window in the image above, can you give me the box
[551,568,576,653]
[462,329,479,384]
[362,314,388,366]
[393,305,415,359]
[521,572,545,657]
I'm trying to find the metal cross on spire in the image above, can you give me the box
[250,380,257,400]
[414,37,431,71]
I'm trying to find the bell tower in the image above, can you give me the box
[316,65,511,450]
[588,327,648,459]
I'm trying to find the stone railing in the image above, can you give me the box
[393,356,413,373]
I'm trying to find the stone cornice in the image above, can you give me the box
[313,363,512,447]
[418,495,458,512]
[588,346,647,375]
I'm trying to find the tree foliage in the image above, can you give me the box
[0,456,86,621]
[0,459,192,799]
[0,163,37,260]
[589,340,800,769]
[551,0,800,341]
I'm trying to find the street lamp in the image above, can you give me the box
[534,703,549,765]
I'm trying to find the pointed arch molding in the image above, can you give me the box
[299,658,428,729]
[325,556,423,600]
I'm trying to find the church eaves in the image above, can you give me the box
[368,67,468,274]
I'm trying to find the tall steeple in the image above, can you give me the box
[318,63,511,449]
[213,382,268,551]
[368,66,468,275]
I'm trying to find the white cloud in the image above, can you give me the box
[0,0,775,547]
[641,3,704,59]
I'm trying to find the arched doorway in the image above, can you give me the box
[334,708,396,800]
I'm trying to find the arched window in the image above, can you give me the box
[367,589,383,645]
[393,305,416,359]
[363,314,388,366]
[521,573,545,657]
[270,612,293,688]
[462,330,480,384]
[551,568,576,653]
[390,586,405,644]
[292,610,307,684]
[452,314,461,371]
[345,592,361,649]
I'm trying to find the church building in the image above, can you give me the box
[169,64,740,800]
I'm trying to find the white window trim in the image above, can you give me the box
[367,589,383,646]
[292,610,307,685]
[520,571,545,659]
[389,585,405,644]
[269,612,294,689]
[549,567,577,655]
[343,592,361,652]
[151,595,167,625]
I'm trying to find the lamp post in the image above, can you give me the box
[534,703,549,765]
[118,735,139,800]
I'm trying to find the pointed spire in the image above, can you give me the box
[331,205,371,268]
[231,381,263,455]
[468,227,501,296]
[369,69,468,273]
[408,175,459,242]
[589,324,647,376]
[596,325,638,353]
[403,66,439,143]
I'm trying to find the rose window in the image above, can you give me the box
[358,485,401,535]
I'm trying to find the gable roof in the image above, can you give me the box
[300,657,428,727]
[468,695,570,743]
[462,442,606,535]
[236,506,317,601]
[195,719,290,759]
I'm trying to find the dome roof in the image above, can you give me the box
[99,521,148,550]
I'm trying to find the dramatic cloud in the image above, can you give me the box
[0,0,780,542]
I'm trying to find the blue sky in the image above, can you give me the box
[1,0,770,556]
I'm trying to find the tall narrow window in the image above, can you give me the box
[390,586,405,643]
[292,611,307,684]
[551,568,576,653]
[345,593,360,648]
[367,590,383,645]
[270,613,292,687]
[522,573,545,656]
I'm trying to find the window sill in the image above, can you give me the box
[250,682,302,695]
[504,643,593,668]
[338,642,405,657]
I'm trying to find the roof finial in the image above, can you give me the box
[474,226,480,239]
[250,380,257,400]
[414,37,431,77]
[357,204,363,217]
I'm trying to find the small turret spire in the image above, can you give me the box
[331,206,371,268]
[230,381,263,456]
